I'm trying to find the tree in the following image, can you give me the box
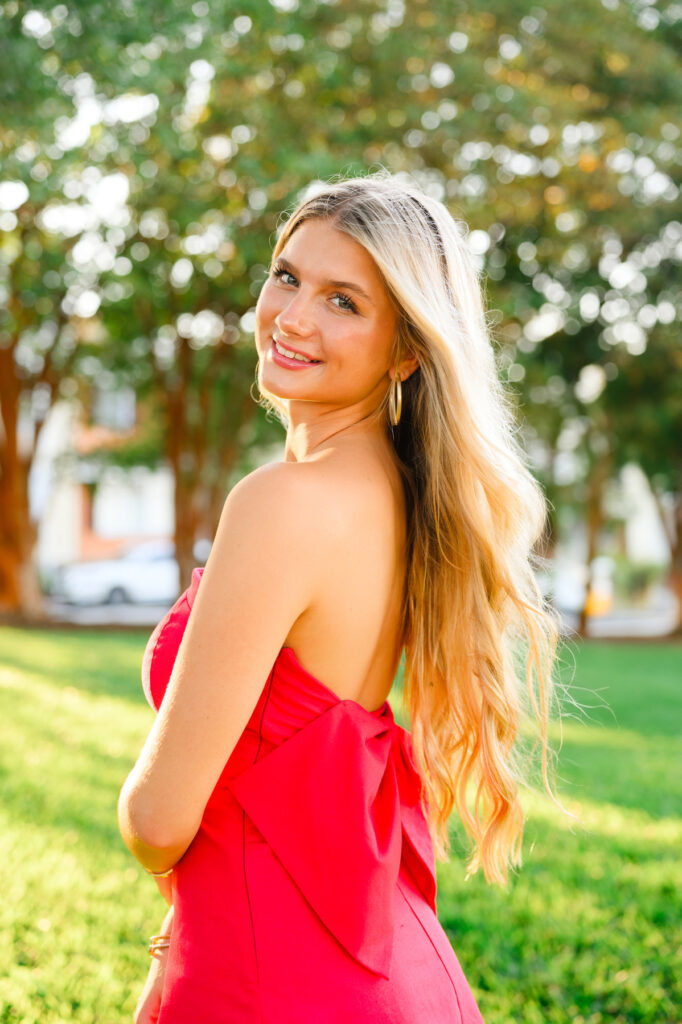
[2,0,679,620]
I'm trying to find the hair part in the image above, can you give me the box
[256,168,563,884]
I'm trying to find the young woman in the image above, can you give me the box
[118,170,560,1023]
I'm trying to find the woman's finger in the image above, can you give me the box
[133,965,164,1024]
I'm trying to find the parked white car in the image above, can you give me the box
[53,540,180,606]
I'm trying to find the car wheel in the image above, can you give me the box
[107,586,130,605]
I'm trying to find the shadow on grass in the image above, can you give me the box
[438,808,681,1022]
[1,626,149,703]
[562,640,682,739]
[554,734,682,820]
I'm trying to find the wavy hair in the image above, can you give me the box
[255,169,563,884]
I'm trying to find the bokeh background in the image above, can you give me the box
[1,1,680,1021]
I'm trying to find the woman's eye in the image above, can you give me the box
[271,267,358,314]
[332,292,358,314]
[272,267,296,285]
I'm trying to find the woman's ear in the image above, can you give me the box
[396,352,419,382]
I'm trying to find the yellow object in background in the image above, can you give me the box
[585,587,613,617]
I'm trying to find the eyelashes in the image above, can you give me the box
[270,264,359,314]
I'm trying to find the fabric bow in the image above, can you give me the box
[227,700,437,979]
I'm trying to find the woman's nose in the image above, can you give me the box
[275,291,315,337]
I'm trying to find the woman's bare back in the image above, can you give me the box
[282,440,408,712]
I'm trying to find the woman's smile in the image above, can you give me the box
[270,337,322,369]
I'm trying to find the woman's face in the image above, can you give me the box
[255,218,402,414]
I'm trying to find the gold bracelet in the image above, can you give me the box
[144,865,174,877]
[148,933,171,956]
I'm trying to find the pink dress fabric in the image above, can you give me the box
[141,567,485,1023]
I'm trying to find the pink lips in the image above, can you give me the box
[270,338,321,369]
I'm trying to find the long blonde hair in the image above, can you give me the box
[256,169,562,884]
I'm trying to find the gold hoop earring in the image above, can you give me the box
[389,374,402,426]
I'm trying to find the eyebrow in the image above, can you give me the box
[273,256,375,306]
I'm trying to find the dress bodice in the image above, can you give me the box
[140,566,438,979]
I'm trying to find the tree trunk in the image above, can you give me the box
[651,488,682,633]
[165,347,197,594]
[666,497,682,632]
[174,467,199,593]
[0,348,45,621]
[576,453,610,638]
[161,332,260,591]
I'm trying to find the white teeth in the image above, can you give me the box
[274,339,315,363]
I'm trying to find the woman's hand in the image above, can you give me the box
[133,946,168,1024]
[133,905,174,1023]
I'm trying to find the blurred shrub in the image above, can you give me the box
[611,555,667,604]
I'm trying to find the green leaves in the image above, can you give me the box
[2,0,680,607]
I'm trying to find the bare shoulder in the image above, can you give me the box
[183,461,340,682]
[225,458,342,532]
[216,450,401,602]
[225,456,371,537]
[210,460,346,599]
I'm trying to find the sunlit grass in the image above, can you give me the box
[439,641,682,1024]
[1,629,680,1022]
[0,629,155,1023]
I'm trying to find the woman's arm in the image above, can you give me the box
[118,462,331,873]
[154,873,173,906]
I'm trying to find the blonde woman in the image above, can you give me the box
[119,170,560,1023]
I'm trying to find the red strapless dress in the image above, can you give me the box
[141,567,485,1023]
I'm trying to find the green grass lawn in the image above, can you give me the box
[0,628,680,1023]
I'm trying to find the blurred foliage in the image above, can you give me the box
[1,0,681,602]
[610,554,667,603]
